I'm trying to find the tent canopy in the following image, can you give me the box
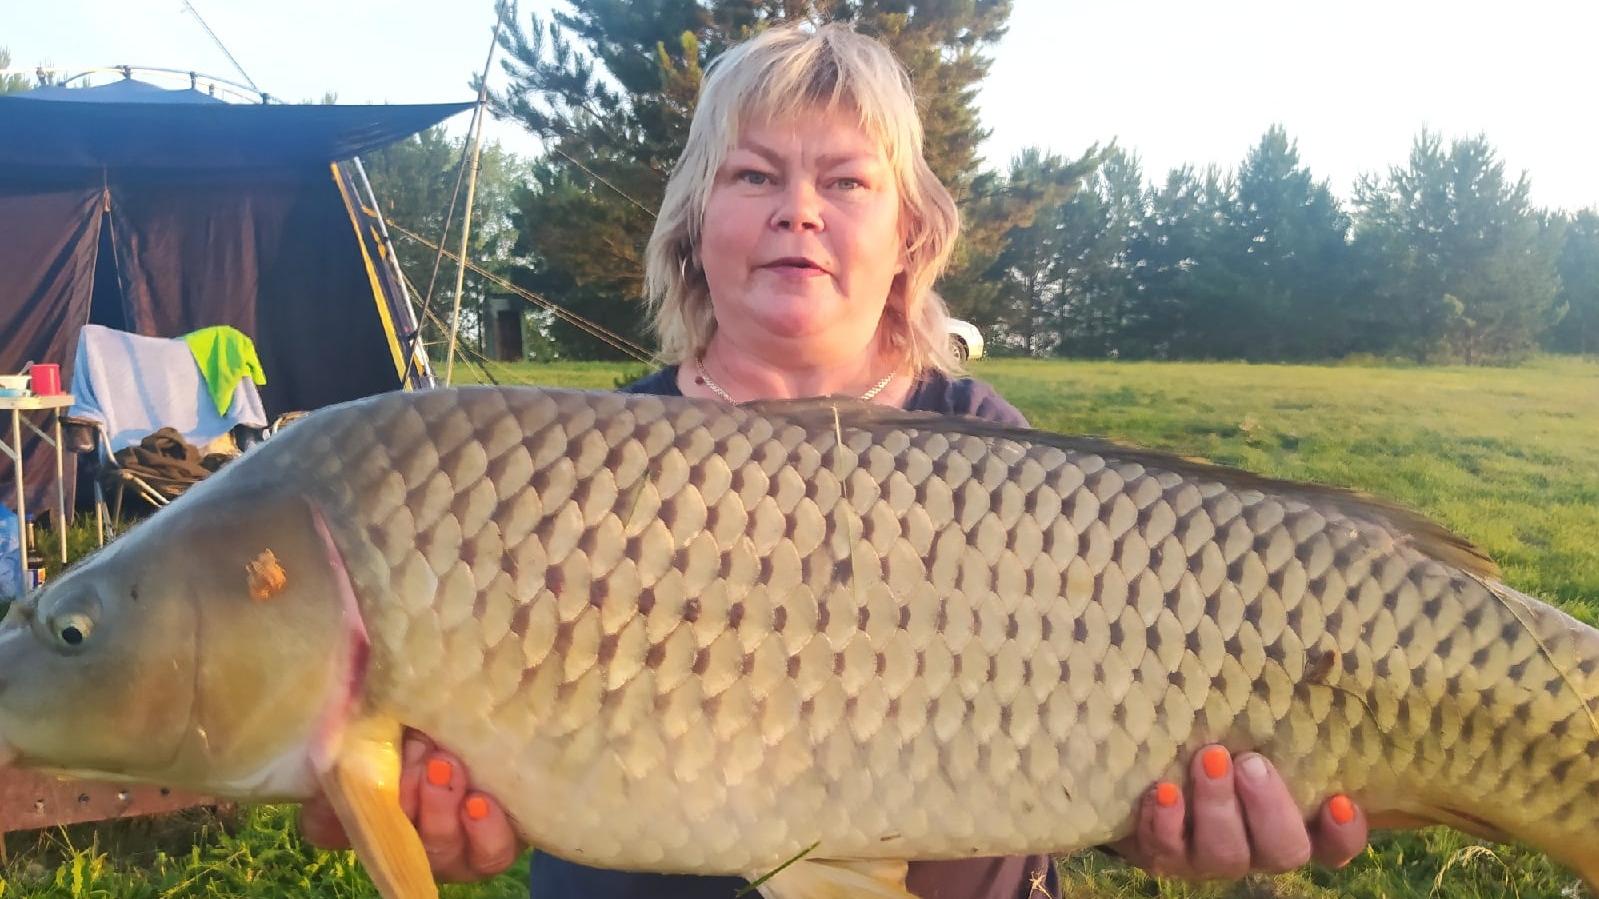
[2,79,472,170]
[0,75,468,516]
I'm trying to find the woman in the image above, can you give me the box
[302,22,1370,897]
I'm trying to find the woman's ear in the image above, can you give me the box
[888,271,910,315]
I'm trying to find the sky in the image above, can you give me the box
[5,0,1596,213]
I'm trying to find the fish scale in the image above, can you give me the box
[197,384,1590,881]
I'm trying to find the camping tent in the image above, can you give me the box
[0,73,472,516]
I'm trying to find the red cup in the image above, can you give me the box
[30,363,60,396]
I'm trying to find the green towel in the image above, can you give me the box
[182,326,267,416]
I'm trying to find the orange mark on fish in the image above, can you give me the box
[246,550,287,601]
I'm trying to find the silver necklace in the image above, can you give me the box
[692,356,895,403]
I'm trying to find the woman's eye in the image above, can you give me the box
[833,177,864,190]
[737,170,771,186]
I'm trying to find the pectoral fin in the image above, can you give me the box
[751,858,914,899]
[314,717,437,899]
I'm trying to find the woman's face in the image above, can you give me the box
[698,109,905,366]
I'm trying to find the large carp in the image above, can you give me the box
[0,385,1594,898]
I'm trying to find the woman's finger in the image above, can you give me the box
[296,791,350,850]
[460,791,521,877]
[1231,753,1313,873]
[397,733,432,823]
[1137,780,1189,877]
[1185,745,1251,879]
[1311,794,1369,869]
[416,750,468,874]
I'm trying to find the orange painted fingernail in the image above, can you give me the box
[465,795,490,821]
[1155,782,1180,808]
[1330,794,1355,825]
[1202,747,1230,780]
[426,758,452,787]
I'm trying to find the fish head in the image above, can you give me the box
[0,486,359,800]
[0,534,196,778]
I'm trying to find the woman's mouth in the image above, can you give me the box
[761,257,828,278]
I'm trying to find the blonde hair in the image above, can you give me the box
[643,21,963,376]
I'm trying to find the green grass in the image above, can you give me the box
[5,355,1596,898]
[0,806,528,898]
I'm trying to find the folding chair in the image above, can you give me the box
[62,324,270,541]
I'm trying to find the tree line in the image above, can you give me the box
[984,128,1597,363]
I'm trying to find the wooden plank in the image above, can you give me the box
[0,769,213,833]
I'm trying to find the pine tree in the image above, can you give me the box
[1548,209,1599,355]
[1123,165,1236,359]
[979,146,1104,355]
[1109,128,1356,362]
[1224,126,1354,359]
[986,150,1065,356]
[1351,131,1563,363]
[1051,147,1146,357]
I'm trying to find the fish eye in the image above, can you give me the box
[52,613,93,651]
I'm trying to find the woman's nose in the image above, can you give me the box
[770,182,823,232]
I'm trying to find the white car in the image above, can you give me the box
[947,318,985,361]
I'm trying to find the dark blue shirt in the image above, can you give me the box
[528,366,1058,899]
[617,365,1030,429]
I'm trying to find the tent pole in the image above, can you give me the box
[444,2,508,386]
[442,111,484,387]
[352,156,436,388]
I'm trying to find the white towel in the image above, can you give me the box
[67,324,268,455]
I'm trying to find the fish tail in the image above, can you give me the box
[1486,581,1599,895]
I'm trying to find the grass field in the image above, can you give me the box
[4,355,1596,898]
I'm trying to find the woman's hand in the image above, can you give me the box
[298,735,1362,885]
[298,731,523,883]
[1111,744,1369,879]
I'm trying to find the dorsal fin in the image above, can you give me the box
[736,394,1501,581]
